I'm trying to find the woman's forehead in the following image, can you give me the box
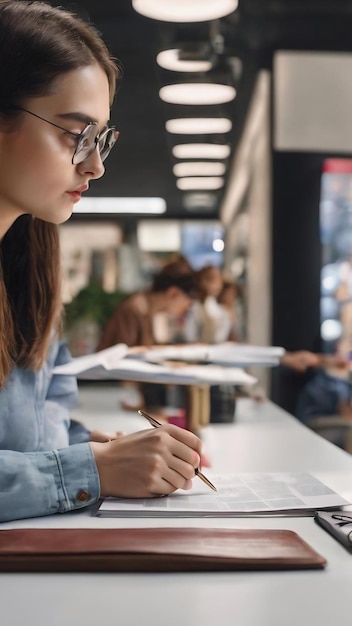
[36,65,111,123]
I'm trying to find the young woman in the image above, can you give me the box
[0,0,201,522]
[97,260,197,349]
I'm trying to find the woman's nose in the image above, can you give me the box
[77,147,105,180]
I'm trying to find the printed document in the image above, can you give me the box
[97,473,349,518]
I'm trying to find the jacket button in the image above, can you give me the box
[76,490,90,503]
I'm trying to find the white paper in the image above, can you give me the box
[143,342,285,367]
[53,345,257,385]
[97,472,349,518]
[53,343,129,375]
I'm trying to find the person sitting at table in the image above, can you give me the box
[182,264,229,344]
[97,260,197,350]
[0,0,202,523]
[96,260,198,410]
[217,278,244,342]
[273,350,350,431]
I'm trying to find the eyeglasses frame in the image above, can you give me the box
[12,106,118,165]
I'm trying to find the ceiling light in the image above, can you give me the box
[173,162,226,177]
[183,192,217,211]
[213,238,225,252]
[177,177,224,190]
[160,83,236,105]
[156,49,213,73]
[166,118,232,134]
[321,319,342,342]
[173,143,231,159]
[73,197,166,214]
[132,0,238,23]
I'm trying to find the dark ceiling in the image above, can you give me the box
[58,0,352,221]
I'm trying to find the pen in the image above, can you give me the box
[138,409,217,492]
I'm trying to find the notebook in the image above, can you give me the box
[0,527,326,572]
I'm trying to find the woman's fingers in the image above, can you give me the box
[165,422,201,451]
[91,424,202,498]
[165,450,197,481]
[151,472,193,497]
[89,429,124,443]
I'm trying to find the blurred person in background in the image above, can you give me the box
[183,265,232,344]
[97,260,198,410]
[217,279,245,342]
[274,350,350,441]
[97,259,197,349]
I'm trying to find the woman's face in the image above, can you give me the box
[0,63,111,236]
[164,287,193,319]
[201,267,223,298]
[221,285,237,306]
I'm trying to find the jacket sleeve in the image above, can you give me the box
[46,339,79,409]
[0,443,100,522]
[46,339,91,444]
[68,419,91,445]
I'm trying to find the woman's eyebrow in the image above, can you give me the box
[56,111,110,127]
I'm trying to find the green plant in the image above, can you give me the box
[64,283,126,330]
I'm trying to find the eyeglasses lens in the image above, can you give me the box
[98,128,118,162]
[72,125,118,165]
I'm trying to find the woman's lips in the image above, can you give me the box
[66,191,82,202]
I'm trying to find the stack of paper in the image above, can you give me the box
[97,472,349,518]
[53,344,257,386]
[142,342,285,367]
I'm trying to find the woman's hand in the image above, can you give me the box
[319,353,349,370]
[280,350,321,372]
[90,424,201,498]
[281,350,350,373]
[89,430,124,443]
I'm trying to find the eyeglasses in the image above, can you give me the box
[14,106,119,165]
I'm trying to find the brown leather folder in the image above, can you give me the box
[0,527,326,572]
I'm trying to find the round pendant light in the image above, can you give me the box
[160,83,236,105]
[173,162,226,177]
[177,176,224,190]
[166,118,232,134]
[156,49,213,73]
[172,143,231,159]
[132,0,238,23]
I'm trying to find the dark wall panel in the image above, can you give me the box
[272,152,323,351]
[271,151,324,412]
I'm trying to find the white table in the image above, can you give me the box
[2,384,352,626]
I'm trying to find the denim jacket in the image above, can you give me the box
[0,340,100,522]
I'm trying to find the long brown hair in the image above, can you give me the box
[0,1,121,386]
